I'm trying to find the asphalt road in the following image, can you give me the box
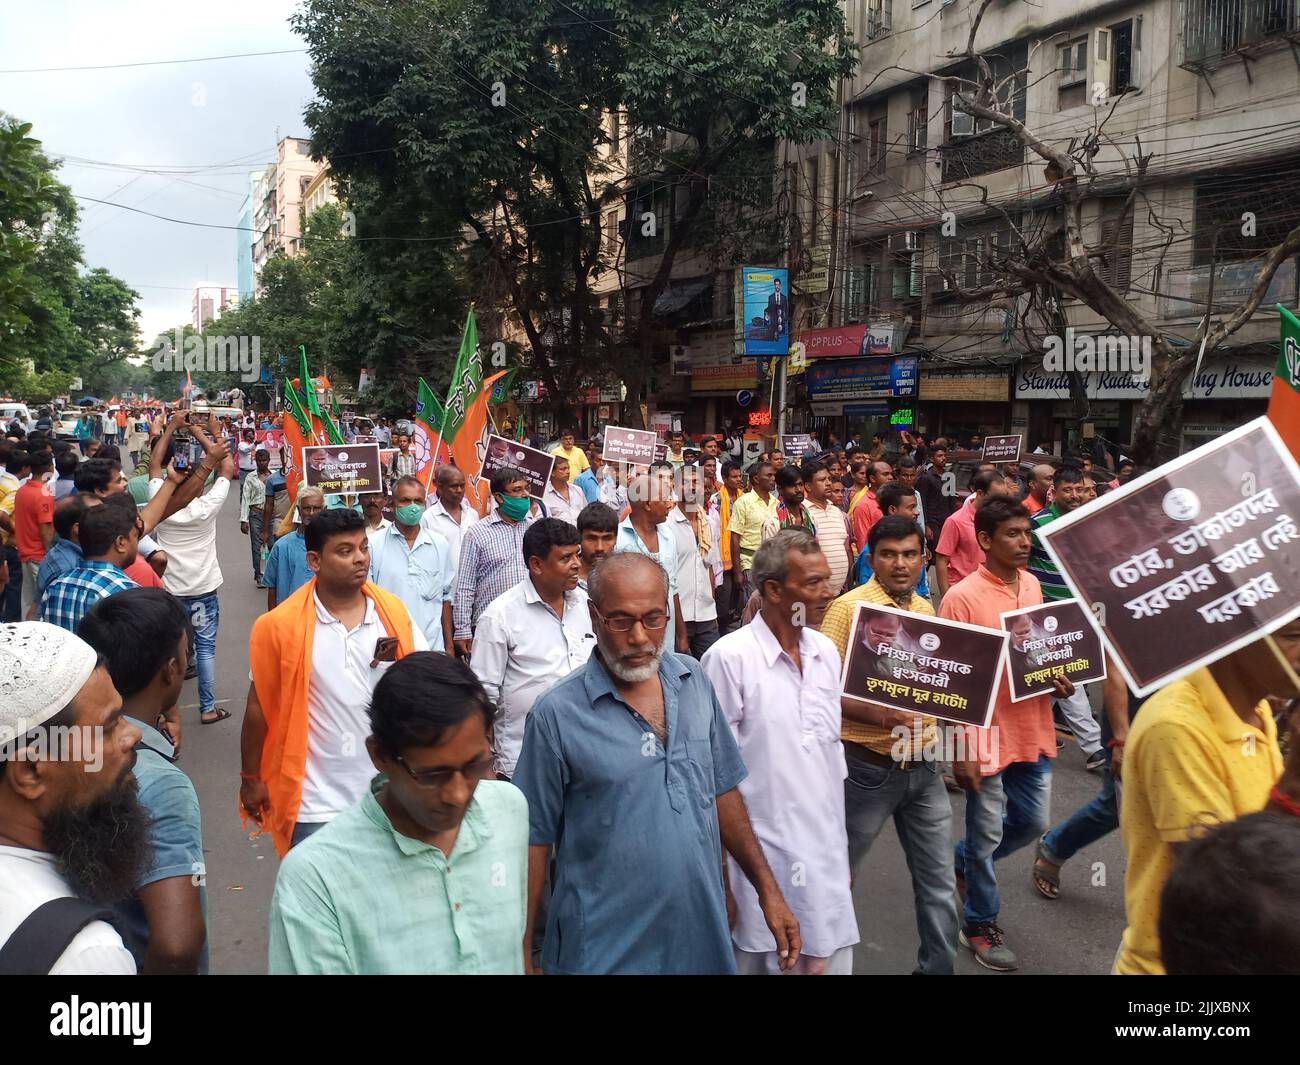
[181,487,1127,974]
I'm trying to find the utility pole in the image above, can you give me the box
[775,153,791,437]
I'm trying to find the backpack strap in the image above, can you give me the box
[0,897,118,975]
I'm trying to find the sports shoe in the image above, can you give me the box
[960,922,1019,971]
[1085,749,1107,772]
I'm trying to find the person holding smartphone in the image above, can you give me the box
[240,508,429,854]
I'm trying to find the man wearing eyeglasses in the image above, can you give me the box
[269,652,528,974]
[513,551,801,974]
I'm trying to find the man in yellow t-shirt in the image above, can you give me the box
[820,513,959,975]
[1116,658,1286,975]
[550,429,589,477]
[727,461,777,597]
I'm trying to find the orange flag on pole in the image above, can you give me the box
[456,370,509,516]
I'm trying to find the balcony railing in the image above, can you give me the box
[1182,0,1300,69]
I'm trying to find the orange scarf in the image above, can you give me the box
[243,577,416,855]
[849,483,872,515]
[718,488,735,570]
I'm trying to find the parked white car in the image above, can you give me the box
[0,403,33,433]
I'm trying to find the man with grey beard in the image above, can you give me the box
[0,622,152,973]
[513,551,801,974]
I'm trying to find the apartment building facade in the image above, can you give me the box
[812,0,1293,453]
[246,137,326,292]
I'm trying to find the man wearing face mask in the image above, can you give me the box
[452,468,536,659]
[368,476,456,653]
[0,622,149,974]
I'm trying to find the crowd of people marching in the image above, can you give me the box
[1,412,1297,976]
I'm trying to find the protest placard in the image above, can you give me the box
[602,425,658,466]
[302,444,382,495]
[1000,600,1107,702]
[480,434,555,499]
[1038,417,1300,695]
[982,434,1022,464]
[841,603,1009,728]
[779,433,819,459]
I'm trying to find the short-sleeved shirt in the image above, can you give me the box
[261,529,313,601]
[1027,503,1072,600]
[550,443,590,476]
[14,480,54,561]
[807,499,852,591]
[1116,669,1281,975]
[35,537,83,601]
[935,498,983,586]
[728,490,778,571]
[512,651,748,974]
[939,565,1054,775]
[113,718,208,974]
[38,560,137,632]
[270,777,528,974]
[614,517,679,651]
[367,523,456,652]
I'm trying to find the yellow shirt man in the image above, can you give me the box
[550,441,590,476]
[820,575,937,761]
[728,489,778,573]
[1116,667,1281,975]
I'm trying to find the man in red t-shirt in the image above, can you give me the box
[14,449,55,618]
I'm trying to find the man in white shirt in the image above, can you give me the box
[0,622,145,973]
[701,528,857,974]
[148,420,237,723]
[368,476,455,652]
[240,508,429,853]
[666,464,719,658]
[421,464,479,578]
[541,456,584,526]
[470,518,595,780]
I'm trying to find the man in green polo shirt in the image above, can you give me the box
[269,652,528,974]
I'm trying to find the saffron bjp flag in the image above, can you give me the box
[414,377,450,486]
[281,375,315,502]
[1272,304,1300,460]
[456,369,509,516]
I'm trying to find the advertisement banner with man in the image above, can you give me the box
[1000,600,1107,702]
[1037,417,1300,695]
[741,267,790,357]
[302,444,383,495]
[481,434,555,499]
[841,602,1009,728]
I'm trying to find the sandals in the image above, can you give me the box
[201,707,232,725]
[1032,835,1061,900]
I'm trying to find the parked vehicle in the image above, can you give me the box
[0,403,34,433]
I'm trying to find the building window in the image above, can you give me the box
[867,115,887,178]
[907,92,928,154]
[866,0,892,39]
[604,210,618,249]
[845,259,878,322]
[1193,164,1300,266]
[1097,200,1133,294]
[1058,36,1088,110]
[1108,17,1142,95]
[1184,0,1299,68]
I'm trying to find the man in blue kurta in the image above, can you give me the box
[513,551,801,975]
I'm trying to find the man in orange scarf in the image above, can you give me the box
[240,508,428,855]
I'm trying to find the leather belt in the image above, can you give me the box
[844,739,925,771]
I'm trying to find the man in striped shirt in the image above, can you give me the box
[451,468,535,657]
[801,460,853,595]
[38,495,139,632]
[1027,464,1104,770]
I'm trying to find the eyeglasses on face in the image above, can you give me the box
[394,750,496,789]
[592,606,669,632]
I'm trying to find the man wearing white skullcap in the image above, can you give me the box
[0,622,145,973]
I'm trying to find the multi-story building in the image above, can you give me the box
[246,137,326,291]
[808,0,1289,453]
[302,167,338,218]
[192,285,236,331]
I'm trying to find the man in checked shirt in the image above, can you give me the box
[451,468,536,658]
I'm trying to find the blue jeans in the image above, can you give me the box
[955,754,1052,925]
[181,591,219,716]
[291,821,325,848]
[1041,756,1117,864]
[844,751,959,975]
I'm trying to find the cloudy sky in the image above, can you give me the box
[0,0,315,342]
